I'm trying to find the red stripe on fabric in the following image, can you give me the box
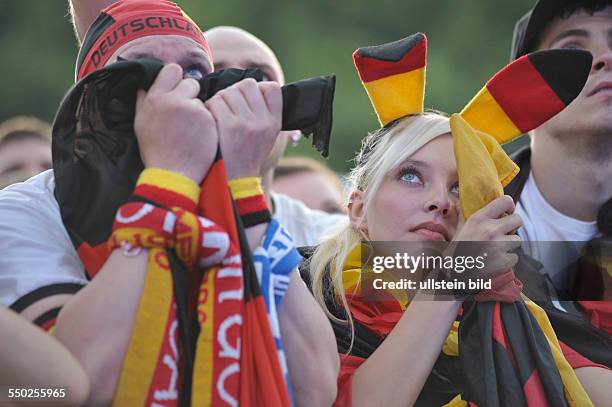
[240,310,255,406]
[77,242,109,278]
[202,158,243,405]
[523,371,550,407]
[579,301,612,335]
[200,159,238,243]
[492,303,519,370]
[144,300,178,406]
[252,296,290,405]
[559,341,609,370]
[235,195,269,216]
[492,303,507,349]
[135,184,197,212]
[353,39,426,82]
[333,354,367,407]
[111,202,175,242]
[486,57,565,133]
[40,317,57,332]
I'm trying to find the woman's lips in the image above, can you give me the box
[413,228,447,241]
[411,221,450,241]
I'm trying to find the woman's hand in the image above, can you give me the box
[454,195,522,242]
[452,195,523,273]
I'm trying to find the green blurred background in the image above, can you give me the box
[0,0,535,173]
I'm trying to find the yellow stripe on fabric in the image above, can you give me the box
[442,321,460,356]
[173,210,201,269]
[442,394,468,407]
[451,115,519,219]
[228,177,264,199]
[192,267,217,406]
[341,244,411,307]
[110,227,173,250]
[460,87,521,144]
[473,130,519,188]
[137,167,200,204]
[363,67,425,127]
[113,248,174,407]
[524,300,594,407]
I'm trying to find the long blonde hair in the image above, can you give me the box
[309,112,451,336]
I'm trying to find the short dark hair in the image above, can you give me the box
[555,0,610,19]
[511,0,612,60]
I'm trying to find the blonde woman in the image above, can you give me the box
[301,34,611,406]
[305,113,521,406]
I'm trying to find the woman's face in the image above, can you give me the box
[351,134,460,242]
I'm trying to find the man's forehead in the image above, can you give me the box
[206,29,283,82]
[119,35,207,55]
[108,35,212,68]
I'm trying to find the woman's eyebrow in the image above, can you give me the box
[401,159,430,169]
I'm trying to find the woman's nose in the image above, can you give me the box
[424,188,453,217]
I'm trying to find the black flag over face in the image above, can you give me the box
[52,58,335,251]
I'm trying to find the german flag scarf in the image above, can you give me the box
[52,59,334,405]
[313,245,594,407]
[340,33,603,406]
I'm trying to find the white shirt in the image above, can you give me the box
[516,173,598,295]
[271,193,347,247]
[0,170,86,307]
[0,171,346,306]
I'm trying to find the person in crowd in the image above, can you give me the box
[0,116,52,189]
[508,0,612,311]
[0,1,338,405]
[205,26,347,244]
[273,156,346,214]
[301,33,611,406]
[0,306,90,406]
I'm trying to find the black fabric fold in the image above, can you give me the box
[53,59,335,249]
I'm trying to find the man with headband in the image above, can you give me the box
[0,1,338,405]
[71,2,347,247]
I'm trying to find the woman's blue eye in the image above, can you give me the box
[184,66,204,80]
[399,170,422,184]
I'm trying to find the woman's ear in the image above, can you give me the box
[348,190,368,232]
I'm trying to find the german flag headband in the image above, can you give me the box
[75,0,211,81]
[353,33,591,218]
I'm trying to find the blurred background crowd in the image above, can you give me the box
[0,0,533,187]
